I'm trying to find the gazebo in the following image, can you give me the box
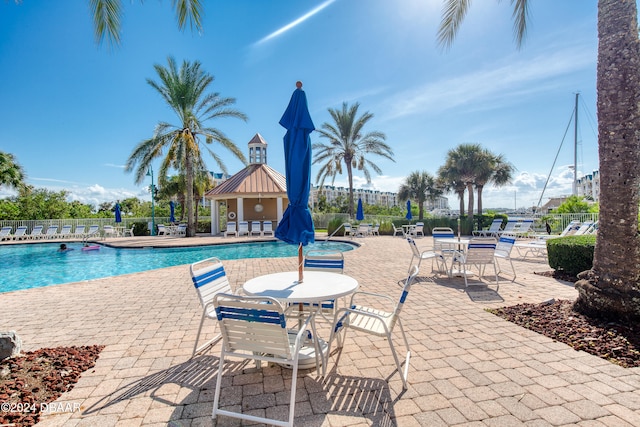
[205,133,288,235]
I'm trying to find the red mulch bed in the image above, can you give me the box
[0,345,104,427]
[489,271,640,367]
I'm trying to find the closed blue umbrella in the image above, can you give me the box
[275,82,315,282]
[356,198,364,221]
[169,201,176,223]
[114,202,122,223]
[405,200,412,220]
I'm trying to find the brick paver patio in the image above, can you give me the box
[2,234,639,426]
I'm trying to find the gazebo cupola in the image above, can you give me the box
[248,133,268,165]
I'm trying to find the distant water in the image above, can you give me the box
[0,241,356,293]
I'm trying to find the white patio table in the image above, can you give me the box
[243,271,358,372]
[434,237,471,277]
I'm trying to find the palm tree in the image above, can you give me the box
[439,0,640,320]
[475,152,514,214]
[398,171,441,220]
[441,143,484,218]
[0,151,25,190]
[126,57,248,237]
[89,0,203,47]
[313,102,394,218]
[437,169,466,216]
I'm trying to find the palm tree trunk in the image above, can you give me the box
[466,182,474,218]
[458,191,465,217]
[185,155,195,237]
[477,185,484,214]
[574,0,640,320]
[347,163,355,218]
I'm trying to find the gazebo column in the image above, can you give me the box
[237,198,244,221]
[277,197,283,225]
[210,200,219,235]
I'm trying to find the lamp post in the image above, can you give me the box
[147,166,155,236]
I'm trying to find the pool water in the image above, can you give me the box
[0,241,355,293]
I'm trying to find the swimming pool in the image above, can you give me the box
[0,241,356,294]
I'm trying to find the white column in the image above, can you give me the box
[277,197,283,224]
[237,198,244,221]
[210,200,219,235]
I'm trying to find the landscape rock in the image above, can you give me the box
[0,331,21,361]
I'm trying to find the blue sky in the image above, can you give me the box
[0,0,599,210]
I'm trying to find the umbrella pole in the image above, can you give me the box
[298,243,304,282]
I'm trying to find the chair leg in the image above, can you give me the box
[192,313,221,357]
[211,349,226,420]
[386,320,410,389]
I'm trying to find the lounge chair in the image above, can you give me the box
[84,225,100,240]
[224,221,237,237]
[473,218,503,237]
[156,224,167,236]
[189,257,235,356]
[249,221,262,236]
[26,225,44,240]
[58,225,73,239]
[573,220,595,236]
[262,221,274,237]
[512,219,534,238]
[495,219,518,237]
[212,293,311,427]
[175,224,187,237]
[370,224,380,236]
[328,265,419,390]
[531,220,581,240]
[44,225,59,239]
[237,221,249,237]
[73,225,86,238]
[11,226,27,241]
[0,226,13,241]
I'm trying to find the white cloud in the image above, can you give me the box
[382,46,594,120]
[254,0,337,46]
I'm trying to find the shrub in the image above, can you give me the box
[547,235,596,276]
[328,217,348,236]
[132,221,149,236]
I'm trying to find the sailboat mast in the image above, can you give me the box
[573,93,579,195]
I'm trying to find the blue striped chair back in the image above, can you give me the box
[190,257,232,309]
[304,251,344,273]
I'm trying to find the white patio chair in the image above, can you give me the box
[103,225,117,239]
[237,221,249,237]
[432,227,457,263]
[290,250,346,324]
[407,237,446,275]
[370,224,380,236]
[494,233,517,280]
[328,265,420,389]
[123,226,135,237]
[224,221,237,237]
[189,257,236,357]
[458,237,498,287]
[473,219,503,237]
[262,221,274,236]
[212,293,312,427]
[249,221,262,236]
[392,223,404,237]
[343,223,354,237]
[354,223,369,237]
[412,222,425,237]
